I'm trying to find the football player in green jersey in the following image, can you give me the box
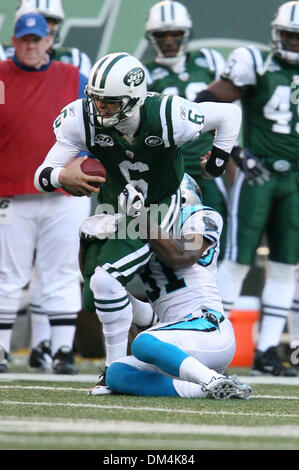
[34,52,241,393]
[2,0,91,78]
[198,1,299,376]
[143,1,229,259]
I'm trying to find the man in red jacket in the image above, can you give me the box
[0,13,90,373]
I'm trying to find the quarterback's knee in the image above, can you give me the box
[90,267,123,298]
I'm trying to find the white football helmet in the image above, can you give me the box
[16,0,64,43]
[180,173,202,208]
[84,52,147,128]
[145,1,192,66]
[271,1,299,64]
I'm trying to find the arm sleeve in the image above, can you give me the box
[34,99,89,192]
[171,95,241,153]
[221,47,257,87]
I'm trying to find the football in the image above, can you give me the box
[65,156,106,188]
[81,157,106,178]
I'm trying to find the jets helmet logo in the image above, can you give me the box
[123,67,145,87]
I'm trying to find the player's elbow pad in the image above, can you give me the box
[36,167,57,192]
[205,146,230,177]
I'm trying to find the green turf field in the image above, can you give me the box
[0,353,298,451]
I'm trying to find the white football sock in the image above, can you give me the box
[173,379,207,398]
[50,325,76,357]
[288,269,299,343]
[217,260,250,315]
[91,268,133,366]
[179,356,223,386]
[30,312,51,349]
[257,261,296,351]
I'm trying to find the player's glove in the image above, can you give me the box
[231,147,270,185]
[119,184,145,218]
[79,214,119,240]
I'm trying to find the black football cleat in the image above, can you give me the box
[52,346,78,375]
[251,346,297,376]
[29,340,52,372]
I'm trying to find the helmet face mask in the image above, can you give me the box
[145,1,192,66]
[271,1,299,64]
[84,53,147,128]
[180,174,202,208]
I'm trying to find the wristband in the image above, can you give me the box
[38,167,56,192]
[205,146,230,177]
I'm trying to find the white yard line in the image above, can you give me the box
[0,417,299,438]
[1,385,299,400]
[0,433,295,450]
[1,400,299,419]
[1,373,299,385]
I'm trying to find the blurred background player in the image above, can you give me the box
[0,0,92,372]
[0,12,90,374]
[143,0,230,259]
[200,1,299,376]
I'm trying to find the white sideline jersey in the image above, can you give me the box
[141,205,224,324]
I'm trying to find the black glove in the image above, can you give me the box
[231,147,270,185]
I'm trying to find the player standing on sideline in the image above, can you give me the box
[143,1,230,259]
[0,13,89,374]
[198,1,299,376]
[3,0,92,78]
[0,43,6,61]
[34,51,241,392]
[0,0,92,372]
[94,175,251,399]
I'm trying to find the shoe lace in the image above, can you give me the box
[96,366,108,384]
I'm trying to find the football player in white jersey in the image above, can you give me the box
[81,174,251,399]
[34,52,241,391]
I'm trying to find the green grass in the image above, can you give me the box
[0,355,298,451]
